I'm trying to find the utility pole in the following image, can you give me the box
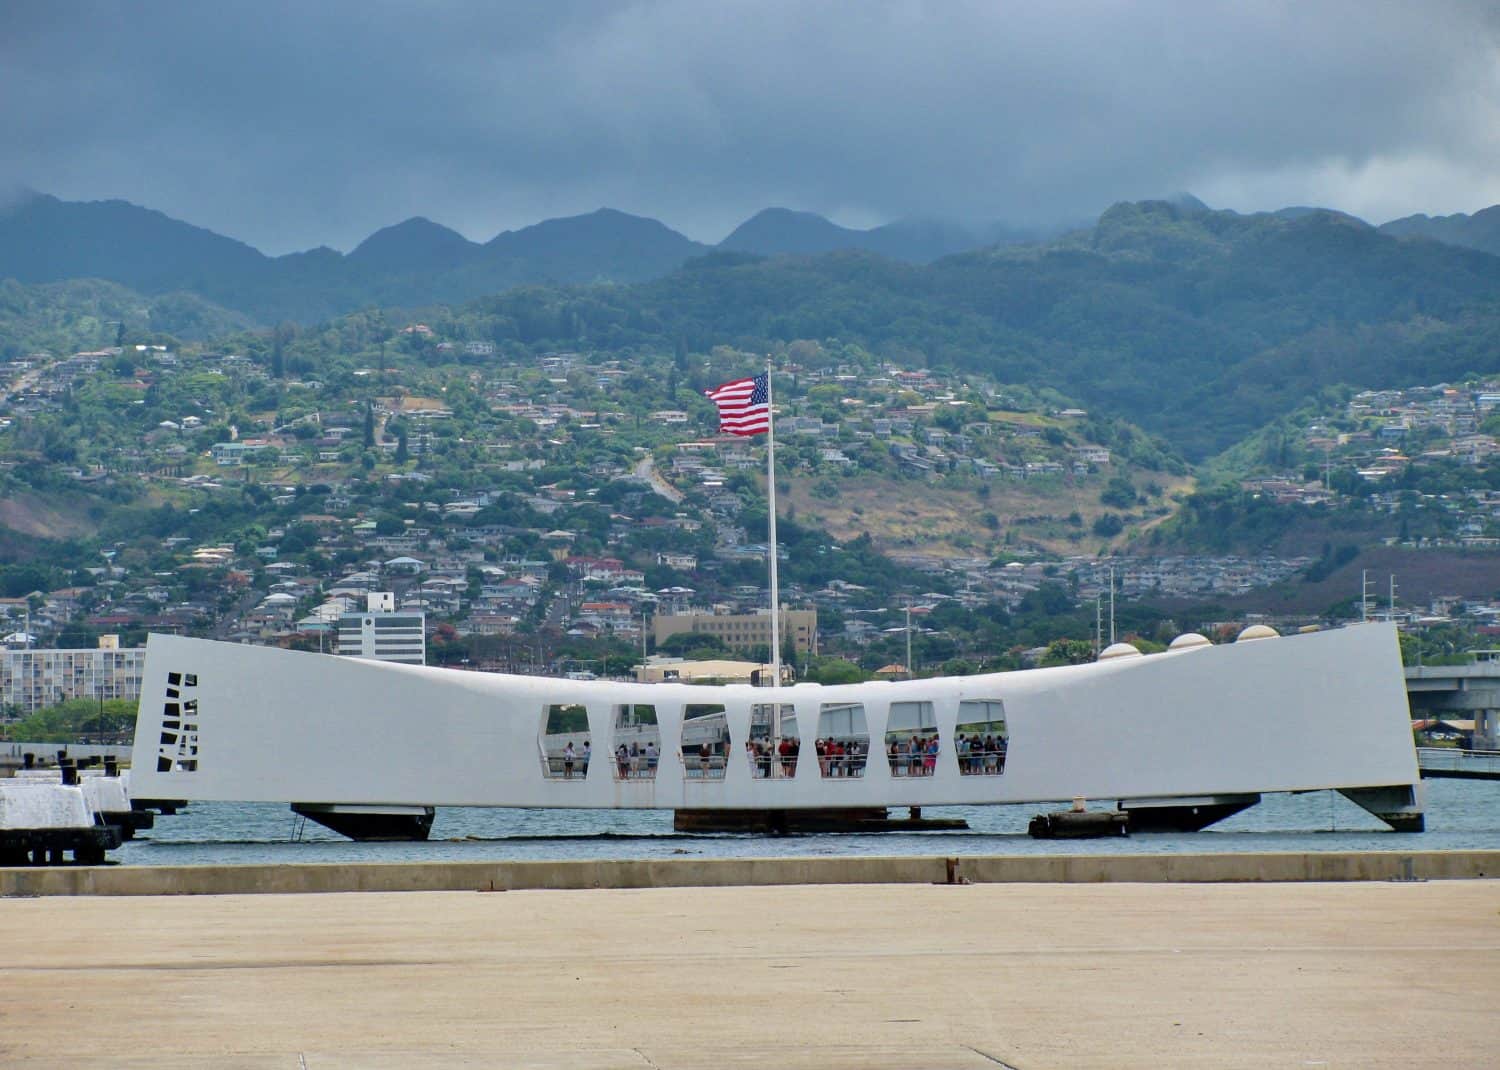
[1388,574,1397,621]
[1094,595,1102,658]
[1360,569,1374,622]
[1108,564,1116,645]
[905,600,913,680]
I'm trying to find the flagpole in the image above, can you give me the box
[762,363,786,774]
[765,360,782,763]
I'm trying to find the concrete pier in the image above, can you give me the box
[2,849,1496,896]
[1,879,1496,1068]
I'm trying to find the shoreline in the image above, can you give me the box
[4,847,1496,897]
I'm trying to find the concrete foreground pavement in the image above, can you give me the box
[1,880,1497,1069]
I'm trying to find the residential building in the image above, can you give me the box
[336,592,426,665]
[0,637,146,714]
[653,608,817,656]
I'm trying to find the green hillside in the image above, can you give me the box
[0,277,251,354]
[416,202,1500,458]
[1381,206,1500,258]
[9,198,1500,464]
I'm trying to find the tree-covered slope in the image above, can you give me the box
[482,208,709,285]
[0,277,252,354]
[0,193,269,295]
[442,201,1500,458]
[11,194,1500,460]
[1380,205,1500,257]
[719,206,1063,262]
[347,217,482,277]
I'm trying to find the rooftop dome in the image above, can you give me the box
[1237,624,1280,642]
[1098,642,1143,661]
[1168,632,1212,650]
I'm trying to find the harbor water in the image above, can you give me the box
[116,778,1500,867]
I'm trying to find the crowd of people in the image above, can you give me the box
[614,739,661,779]
[745,737,800,778]
[954,732,1007,775]
[548,728,1007,782]
[887,734,941,776]
[815,737,868,778]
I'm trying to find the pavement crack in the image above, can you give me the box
[965,1045,1021,1069]
[631,1047,661,1069]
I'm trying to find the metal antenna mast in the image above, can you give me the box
[1108,564,1116,645]
[905,599,913,680]
[1094,595,1102,658]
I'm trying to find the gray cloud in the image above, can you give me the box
[4,0,1498,253]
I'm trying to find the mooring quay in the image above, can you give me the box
[3,849,1497,897]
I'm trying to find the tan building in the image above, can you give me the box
[0,639,145,714]
[652,609,817,657]
[633,658,774,685]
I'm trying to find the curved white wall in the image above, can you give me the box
[129,624,1419,809]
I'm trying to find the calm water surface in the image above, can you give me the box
[116,779,1500,867]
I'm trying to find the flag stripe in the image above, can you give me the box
[704,372,769,437]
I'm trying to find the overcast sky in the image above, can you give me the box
[4,1,1498,254]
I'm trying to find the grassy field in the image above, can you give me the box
[0,487,98,540]
[782,469,1196,558]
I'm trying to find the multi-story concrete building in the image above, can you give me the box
[336,592,426,665]
[0,636,145,714]
[652,609,817,657]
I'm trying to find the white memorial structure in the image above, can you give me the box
[129,622,1424,839]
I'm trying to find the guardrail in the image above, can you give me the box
[816,758,869,779]
[683,755,728,780]
[1417,747,1500,779]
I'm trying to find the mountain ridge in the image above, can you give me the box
[720,206,1070,262]
[459,199,1500,459]
[348,217,481,275]
[0,193,714,322]
[0,191,1089,322]
[6,198,1500,467]
[1379,205,1500,258]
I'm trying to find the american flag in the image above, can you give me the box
[704,372,770,436]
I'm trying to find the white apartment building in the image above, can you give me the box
[336,592,426,665]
